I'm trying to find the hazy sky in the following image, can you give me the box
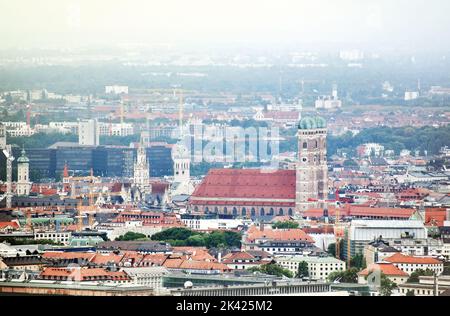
[1,0,450,51]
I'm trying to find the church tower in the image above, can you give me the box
[173,143,190,183]
[133,136,151,195]
[16,147,31,196]
[296,116,328,214]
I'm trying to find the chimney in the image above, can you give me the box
[218,252,222,263]
[260,222,264,232]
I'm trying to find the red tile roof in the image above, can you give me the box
[163,259,231,271]
[40,267,130,282]
[191,169,296,200]
[425,208,447,227]
[304,205,415,219]
[150,181,170,195]
[222,251,256,263]
[0,221,20,230]
[42,251,96,261]
[358,263,408,277]
[91,253,124,265]
[30,184,57,196]
[172,247,216,262]
[140,254,169,266]
[384,253,442,265]
[246,225,314,243]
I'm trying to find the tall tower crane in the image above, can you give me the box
[2,145,14,209]
[334,205,342,260]
[178,89,184,138]
[76,198,84,232]
[334,204,351,267]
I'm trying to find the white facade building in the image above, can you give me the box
[34,231,72,245]
[404,91,419,101]
[383,253,444,276]
[123,267,169,294]
[2,122,35,137]
[181,217,246,231]
[0,123,6,149]
[357,143,385,157]
[348,220,428,257]
[276,256,346,280]
[78,119,100,146]
[105,85,129,95]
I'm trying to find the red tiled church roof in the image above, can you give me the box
[191,169,296,200]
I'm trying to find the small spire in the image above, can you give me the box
[63,161,69,178]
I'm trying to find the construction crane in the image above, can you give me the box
[334,204,352,267]
[334,205,342,260]
[26,104,31,126]
[89,168,95,207]
[25,208,32,231]
[76,198,84,232]
[72,169,98,231]
[334,206,351,269]
[120,101,125,125]
[2,145,14,209]
[178,89,184,138]
[299,79,320,97]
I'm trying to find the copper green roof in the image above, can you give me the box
[17,148,29,163]
[298,116,327,130]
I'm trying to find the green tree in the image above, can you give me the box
[115,231,148,241]
[405,290,415,296]
[150,227,241,249]
[443,262,450,276]
[272,221,299,229]
[379,273,397,296]
[249,263,293,278]
[151,227,197,241]
[350,254,366,270]
[327,240,344,258]
[186,235,206,247]
[328,267,359,283]
[296,261,309,278]
[407,269,435,283]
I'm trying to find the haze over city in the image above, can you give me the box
[1,0,450,51]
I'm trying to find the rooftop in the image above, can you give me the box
[384,253,442,265]
[191,169,296,201]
